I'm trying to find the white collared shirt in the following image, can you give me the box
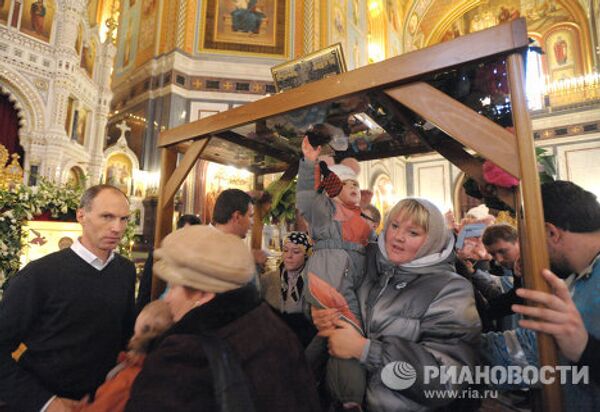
[70,238,115,271]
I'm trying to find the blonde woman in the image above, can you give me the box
[316,198,481,411]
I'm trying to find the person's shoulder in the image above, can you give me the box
[422,269,473,297]
[437,270,473,287]
[6,249,73,289]
[113,253,136,270]
[21,248,74,272]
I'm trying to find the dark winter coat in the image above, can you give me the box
[125,284,321,412]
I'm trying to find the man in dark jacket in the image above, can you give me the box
[0,185,136,411]
[126,225,321,412]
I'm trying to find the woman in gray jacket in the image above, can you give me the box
[318,198,481,411]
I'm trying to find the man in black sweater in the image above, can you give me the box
[0,185,136,411]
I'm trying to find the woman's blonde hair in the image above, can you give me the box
[128,300,174,354]
[385,199,430,233]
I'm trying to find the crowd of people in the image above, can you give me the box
[0,146,599,411]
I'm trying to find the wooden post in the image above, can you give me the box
[251,173,265,251]
[151,146,177,300]
[507,52,563,412]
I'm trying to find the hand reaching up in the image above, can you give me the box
[302,136,321,162]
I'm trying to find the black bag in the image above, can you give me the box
[198,334,256,412]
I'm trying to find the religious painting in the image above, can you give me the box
[0,0,11,25]
[461,0,520,37]
[405,11,425,51]
[80,41,96,77]
[64,96,74,135]
[385,0,403,33]
[351,0,359,27]
[71,108,87,145]
[105,153,133,195]
[21,221,82,267]
[524,0,570,33]
[74,24,82,54]
[67,166,84,188]
[201,0,288,56]
[138,0,157,55]
[545,26,582,81]
[204,162,253,223]
[450,0,570,42]
[123,24,133,66]
[20,0,55,42]
[271,43,346,92]
[115,4,140,71]
[87,0,99,26]
[372,173,395,233]
[216,0,275,45]
[441,20,464,43]
[331,0,346,44]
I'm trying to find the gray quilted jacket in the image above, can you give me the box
[296,158,365,329]
[358,239,481,411]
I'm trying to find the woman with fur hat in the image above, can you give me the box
[125,226,321,412]
[260,231,317,347]
[316,198,481,411]
[298,135,372,408]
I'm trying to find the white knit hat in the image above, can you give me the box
[328,164,358,182]
[153,226,255,293]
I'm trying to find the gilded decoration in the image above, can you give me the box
[0,144,24,190]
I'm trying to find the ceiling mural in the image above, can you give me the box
[402,0,583,53]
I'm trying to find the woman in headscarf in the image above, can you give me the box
[316,198,481,411]
[260,231,316,347]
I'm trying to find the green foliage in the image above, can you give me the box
[263,178,297,225]
[0,179,84,294]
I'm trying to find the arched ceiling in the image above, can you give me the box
[400,0,587,52]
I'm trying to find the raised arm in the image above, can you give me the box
[296,136,331,225]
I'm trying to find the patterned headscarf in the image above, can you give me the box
[281,231,312,307]
[284,231,312,257]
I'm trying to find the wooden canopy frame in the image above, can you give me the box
[153,18,561,411]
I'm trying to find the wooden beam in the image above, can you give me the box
[251,174,266,251]
[507,52,562,412]
[160,138,210,209]
[384,82,521,178]
[151,146,177,300]
[158,19,528,148]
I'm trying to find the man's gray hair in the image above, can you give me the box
[79,184,129,210]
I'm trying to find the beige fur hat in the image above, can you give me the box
[153,225,255,293]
